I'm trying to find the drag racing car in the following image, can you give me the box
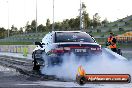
[32,31,102,70]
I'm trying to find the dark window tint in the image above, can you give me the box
[55,32,95,43]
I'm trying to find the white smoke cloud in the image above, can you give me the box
[41,49,132,81]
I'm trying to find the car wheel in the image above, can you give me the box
[33,64,40,71]
[32,59,40,71]
[117,49,122,55]
[76,76,86,85]
[32,50,43,71]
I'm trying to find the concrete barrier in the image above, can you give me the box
[0,45,36,54]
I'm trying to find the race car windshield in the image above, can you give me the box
[55,32,95,43]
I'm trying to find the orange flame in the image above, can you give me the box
[77,65,86,76]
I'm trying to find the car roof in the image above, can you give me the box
[52,31,86,33]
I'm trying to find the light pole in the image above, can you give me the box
[7,0,9,37]
[80,0,83,31]
[52,0,54,31]
[35,0,38,33]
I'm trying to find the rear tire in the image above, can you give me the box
[32,50,43,71]
[33,65,40,71]
[32,58,40,71]
[117,48,122,55]
[76,76,86,85]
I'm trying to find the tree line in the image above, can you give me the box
[0,3,109,39]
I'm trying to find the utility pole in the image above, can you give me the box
[52,0,54,31]
[35,0,38,33]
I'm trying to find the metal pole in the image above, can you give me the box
[80,0,82,31]
[52,0,54,31]
[36,0,37,33]
[7,1,9,37]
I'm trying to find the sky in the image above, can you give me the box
[0,0,132,29]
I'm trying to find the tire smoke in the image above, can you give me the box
[41,49,132,80]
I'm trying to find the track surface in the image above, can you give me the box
[0,49,132,88]
[0,55,67,88]
[0,55,69,81]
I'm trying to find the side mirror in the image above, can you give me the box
[41,43,45,45]
[35,42,41,45]
[35,42,43,48]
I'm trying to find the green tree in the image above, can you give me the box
[74,17,80,30]
[83,13,90,29]
[102,18,109,26]
[10,25,18,35]
[54,22,62,30]
[25,21,31,33]
[19,27,23,34]
[93,13,101,27]
[0,27,6,38]
[46,19,51,31]
[81,3,90,30]
[68,18,75,29]
[62,19,69,31]
[30,20,36,32]
[37,24,46,32]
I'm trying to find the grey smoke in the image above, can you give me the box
[41,49,132,80]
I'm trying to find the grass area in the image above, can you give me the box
[0,32,48,44]
[91,30,129,36]
[11,35,43,39]
[9,32,48,39]
[0,42,33,45]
